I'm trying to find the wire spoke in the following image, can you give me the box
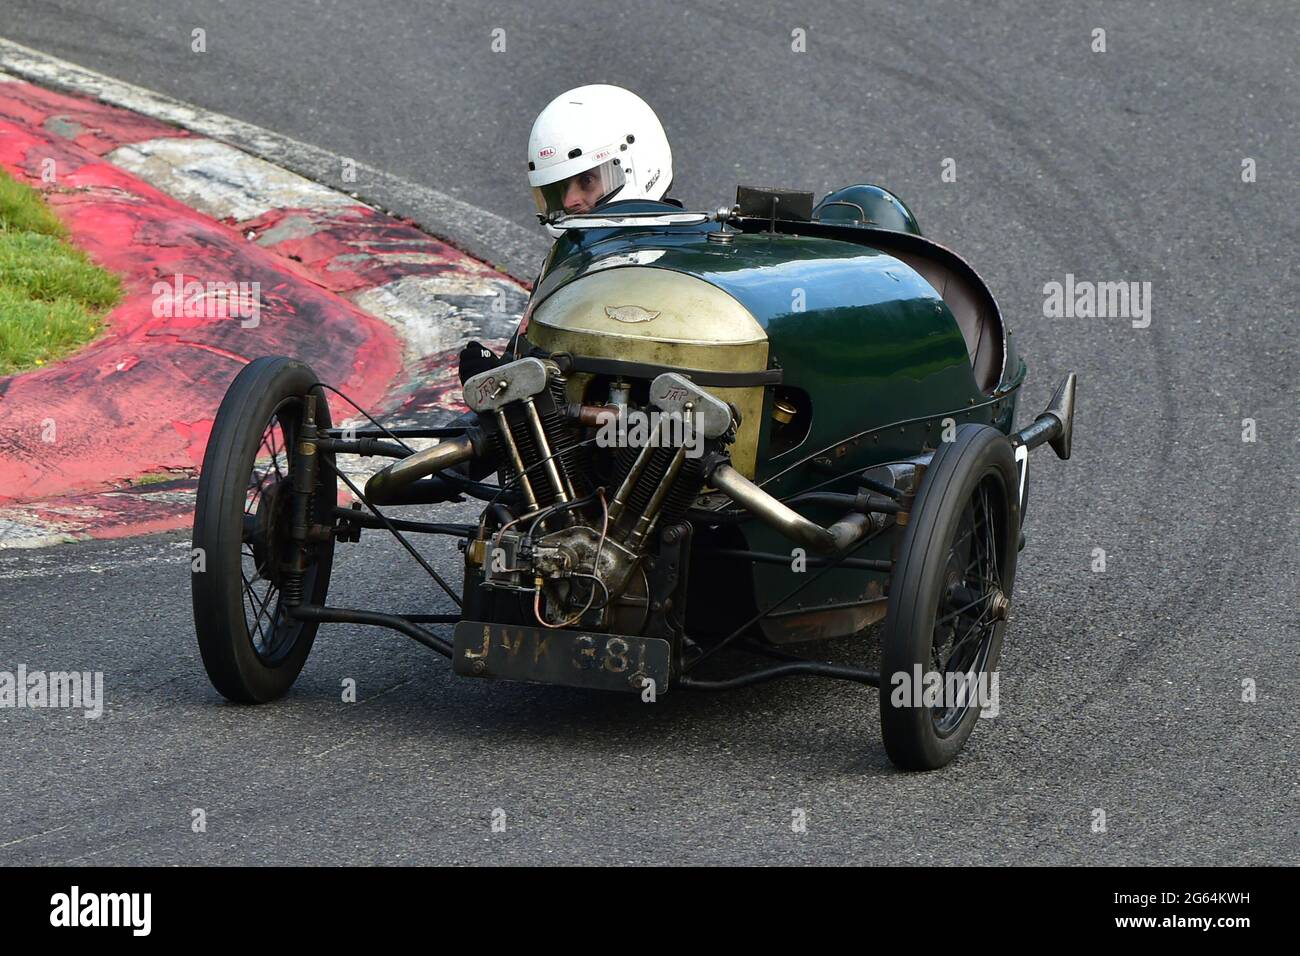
[263,591,289,657]
[267,418,285,481]
[928,475,1008,733]
[944,607,994,672]
[242,571,272,621]
[936,588,992,626]
[242,574,271,649]
[982,484,1000,583]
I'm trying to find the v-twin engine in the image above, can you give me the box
[452,357,732,635]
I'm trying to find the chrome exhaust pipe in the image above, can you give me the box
[709,463,878,554]
[364,432,481,504]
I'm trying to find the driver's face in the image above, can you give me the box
[562,168,606,214]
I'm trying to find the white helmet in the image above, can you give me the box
[527,84,673,237]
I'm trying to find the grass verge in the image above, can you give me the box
[0,169,121,375]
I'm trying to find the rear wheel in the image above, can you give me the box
[192,357,337,703]
[879,424,1019,770]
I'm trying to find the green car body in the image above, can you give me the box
[514,194,1028,642]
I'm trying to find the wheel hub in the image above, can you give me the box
[989,588,1010,621]
[251,479,289,586]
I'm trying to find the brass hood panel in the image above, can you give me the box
[528,267,770,477]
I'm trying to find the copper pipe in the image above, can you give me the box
[571,403,620,428]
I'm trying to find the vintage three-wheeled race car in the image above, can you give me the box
[191,184,1076,770]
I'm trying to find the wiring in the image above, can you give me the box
[536,489,609,629]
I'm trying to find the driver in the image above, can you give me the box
[526,84,676,236]
[460,84,677,384]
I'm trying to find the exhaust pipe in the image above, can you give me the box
[708,463,878,554]
[364,432,482,504]
[1013,372,1076,460]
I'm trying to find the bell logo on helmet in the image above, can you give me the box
[605,305,661,324]
[538,146,555,159]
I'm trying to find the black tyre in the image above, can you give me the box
[192,357,336,703]
[879,424,1020,770]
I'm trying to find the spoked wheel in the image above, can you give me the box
[192,357,337,703]
[880,423,1020,770]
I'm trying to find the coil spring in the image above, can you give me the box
[282,570,304,606]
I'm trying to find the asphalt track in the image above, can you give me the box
[1,1,1297,864]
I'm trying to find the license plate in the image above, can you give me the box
[452,621,671,693]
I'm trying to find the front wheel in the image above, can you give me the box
[879,424,1020,770]
[192,357,337,703]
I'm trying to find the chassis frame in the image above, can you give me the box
[274,369,1074,696]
